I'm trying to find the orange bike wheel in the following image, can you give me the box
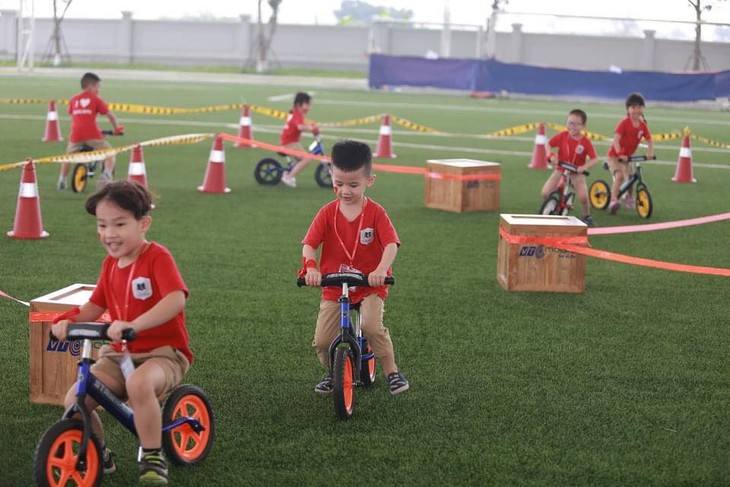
[162,384,215,465]
[333,348,355,420]
[34,419,103,487]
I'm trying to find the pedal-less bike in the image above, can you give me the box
[589,155,655,219]
[539,161,588,216]
[297,272,394,420]
[34,323,214,486]
[71,130,123,193]
[254,135,332,188]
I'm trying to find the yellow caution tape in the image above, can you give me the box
[487,123,540,137]
[691,134,730,149]
[390,115,438,133]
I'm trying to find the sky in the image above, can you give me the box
[0,0,727,24]
[1,1,728,36]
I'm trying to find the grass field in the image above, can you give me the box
[1,70,729,486]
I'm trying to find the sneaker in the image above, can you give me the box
[608,200,620,215]
[581,215,597,228]
[387,371,409,396]
[281,171,297,188]
[138,452,168,486]
[56,180,66,191]
[102,447,116,475]
[314,373,333,395]
[623,196,636,210]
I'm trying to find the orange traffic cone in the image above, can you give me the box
[375,114,396,158]
[198,135,231,194]
[7,159,49,239]
[528,123,548,169]
[42,100,63,142]
[234,104,254,148]
[672,135,697,183]
[127,144,148,188]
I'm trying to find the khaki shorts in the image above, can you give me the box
[92,345,190,401]
[67,138,112,153]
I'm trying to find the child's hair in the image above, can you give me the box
[625,92,646,108]
[293,92,311,106]
[569,109,588,125]
[331,140,372,176]
[85,180,152,219]
[80,72,101,89]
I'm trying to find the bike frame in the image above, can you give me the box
[613,157,645,200]
[60,333,204,471]
[326,283,370,384]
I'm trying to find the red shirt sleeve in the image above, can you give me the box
[302,204,330,248]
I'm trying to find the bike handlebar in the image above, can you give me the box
[557,161,589,177]
[622,155,656,162]
[100,130,124,136]
[297,272,395,288]
[50,323,137,342]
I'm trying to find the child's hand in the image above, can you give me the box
[305,268,321,287]
[368,269,388,287]
[310,123,320,136]
[114,125,125,135]
[107,320,134,342]
[50,320,71,341]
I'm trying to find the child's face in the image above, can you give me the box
[331,166,374,206]
[86,81,101,95]
[627,103,644,120]
[95,199,150,264]
[296,102,311,115]
[565,114,584,138]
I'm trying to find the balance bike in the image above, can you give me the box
[589,155,655,219]
[539,161,588,216]
[71,130,123,193]
[34,323,214,486]
[254,135,332,188]
[298,272,394,420]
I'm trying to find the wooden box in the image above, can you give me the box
[497,214,587,293]
[29,283,102,405]
[425,159,500,213]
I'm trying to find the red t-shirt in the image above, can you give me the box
[89,242,193,363]
[68,91,109,142]
[549,131,596,169]
[302,198,400,303]
[607,116,652,157]
[280,109,304,145]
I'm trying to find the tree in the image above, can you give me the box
[256,0,282,73]
[334,1,412,26]
[48,0,73,66]
[686,0,727,70]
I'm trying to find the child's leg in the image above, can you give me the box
[571,174,590,216]
[126,348,189,449]
[312,300,341,368]
[540,170,562,199]
[607,157,625,203]
[289,156,312,178]
[359,295,398,375]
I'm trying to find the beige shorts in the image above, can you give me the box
[92,345,190,400]
[66,138,112,153]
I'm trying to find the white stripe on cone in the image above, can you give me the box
[680,147,692,158]
[128,162,146,175]
[240,116,251,125]
[379,125,392,135]
[534,135,546,144]
[19,182,38,198]
[209,150,225,163]
[47,111,59,121]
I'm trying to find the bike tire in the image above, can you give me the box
[314,162,333,188]
[333,348,355,420]
[636,183,653,219]
[589,180,611,210]
[162,384,216,466]
[254,158,283,185]
[359,339,377,386]
[539,193,561,215]
[34,418,103,487]
[71,164,89,193]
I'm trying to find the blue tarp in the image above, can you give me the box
[368,54,730,102]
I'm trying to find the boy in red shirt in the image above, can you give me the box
[541,108,598,227]
[607,92,654,214]
[280,91,320,188]
[301,140,409,395]
[58,72,123,191]
[51,180,191,485]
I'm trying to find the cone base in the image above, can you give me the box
[197,186,231,194]
[7,230,50,239]
[671,177,697,183]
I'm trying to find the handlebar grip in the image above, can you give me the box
[121,328,137,341]
[297,277,306,287]
[384,276,395,285]
[49,323,136,342]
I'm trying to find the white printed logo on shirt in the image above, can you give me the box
[131,277,153,300]
[360,228,374,245]
[576,145,585,154]
[80,98,91,108]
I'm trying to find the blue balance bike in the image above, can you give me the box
[254,135,332,188]
[298,272,394,420]
[33,323,214,486]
